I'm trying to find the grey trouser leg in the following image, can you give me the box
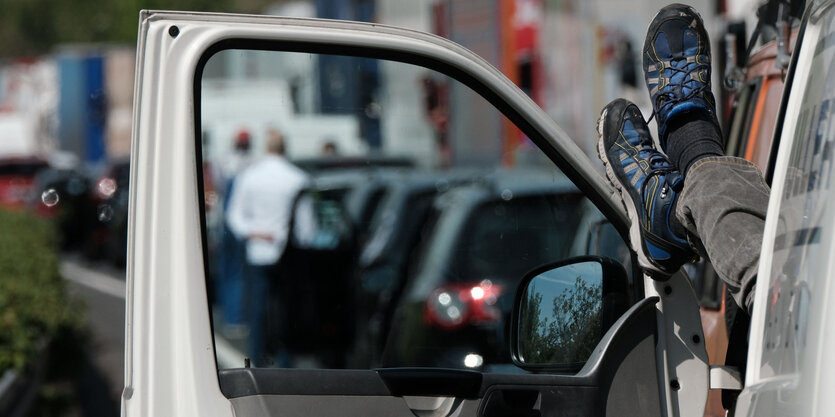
[676,156,770,313]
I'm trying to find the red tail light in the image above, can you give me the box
[423,280,502,330]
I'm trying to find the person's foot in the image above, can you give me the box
[643,3,717,149]
[597,98,695,278]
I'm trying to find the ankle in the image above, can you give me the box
[666,118,724,174]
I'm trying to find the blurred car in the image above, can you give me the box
[264,167,406,367]
[293,155,414,173]
[30,165,96,250]
[85,157,130,265]
[379,169,594,370]
[0,156,48,210]
[348,169,478,366]
[208,166,399,355]
[310,168,397,244]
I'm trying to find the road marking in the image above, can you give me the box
[60,260,126,299]
[59,258,247,368]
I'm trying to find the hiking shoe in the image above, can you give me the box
[643,3,717,149]
[597,98,694,278]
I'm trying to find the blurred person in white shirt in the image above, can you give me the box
[226,129,310,366]
[216,129,253,336]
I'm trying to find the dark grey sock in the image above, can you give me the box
[665,116,724,174]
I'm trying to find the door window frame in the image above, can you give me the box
[192,38,645,353]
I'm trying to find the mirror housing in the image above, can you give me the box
[510,256,629,372]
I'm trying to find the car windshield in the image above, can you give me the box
[403,188,586,302]
[453,194,585,285]
[360,184,438,266]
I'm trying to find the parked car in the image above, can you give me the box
[85,158,130,265]
[379,169,604,370]
[267,174,360,368]
[259,166,428,367]
[349,169,481,367]
[308,167,406,245]
[30,165,96,250]
[293,155,414,173]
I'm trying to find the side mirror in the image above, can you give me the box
[510,256,629,372]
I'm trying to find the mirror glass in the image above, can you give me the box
[517,261,603,366]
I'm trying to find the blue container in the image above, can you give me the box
[58,52,106,163]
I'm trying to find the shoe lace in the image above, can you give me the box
[638,153,676,224]
[647,58,711,124]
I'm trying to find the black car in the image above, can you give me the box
[85,158,130,265]
[267,167,411,367]
[293,155,414,173]
[30,164,96,250]
[348,169,478,366]
[380,169,597,370]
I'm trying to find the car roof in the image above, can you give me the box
[308,166,414,189]
[439,168,578,203]
[293,155,414,173]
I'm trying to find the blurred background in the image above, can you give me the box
[0,0,784,416]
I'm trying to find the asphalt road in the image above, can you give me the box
[57,255,245,416]
[61,257,126,415]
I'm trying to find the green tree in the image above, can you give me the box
[518,276,602,365]
[518,288,545,361]
[0,209,81,372]
[545,276,602,363]
[0,0,281,57]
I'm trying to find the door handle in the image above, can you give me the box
[480,389,540,417]
[403,396,462,417]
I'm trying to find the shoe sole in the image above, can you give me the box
[595,107,661,277]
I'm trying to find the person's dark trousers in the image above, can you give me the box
[245,263,271,366]
[245,263,294,368]
[218,227,246,326]
[217,179,246,327]
[676,156,770,314]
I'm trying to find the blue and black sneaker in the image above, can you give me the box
[643,3,717,150]
[597,98,695,278]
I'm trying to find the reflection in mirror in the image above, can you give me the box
[517,261,603,366]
